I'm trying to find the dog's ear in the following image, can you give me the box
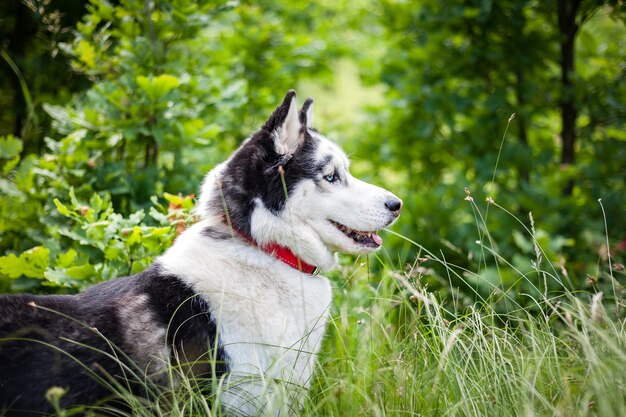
[299,97,314,127]
[263,90,303,155]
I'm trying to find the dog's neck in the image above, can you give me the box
[223,219,319,275]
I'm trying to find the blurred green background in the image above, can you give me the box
[1,0,624,310]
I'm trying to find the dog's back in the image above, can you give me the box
[0,266,226,415]
[1,292,100,414]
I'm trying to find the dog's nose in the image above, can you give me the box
[385,198,402,217]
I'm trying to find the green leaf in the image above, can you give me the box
[152,74,181,96]
[136,75,151,95]
[164,192,183,207]
[54,198,70,217]
[126,226,142,246]
[2,156,20,173]
[56,249,78,268]
[75,39,96,69]
[69,187,79,208]
[149,207,170,225]
[127,210,145,226]
[0,135,23,160]
[59,229,100,247]
[65,263,96,280]
[0,246,50,279]
[606,127,626,142]
[90,193,103,214]
[44,264,95,288]
[149,226,172,238]
[104,240,125,261]
[42,104,71,125]
[136,74,180,100]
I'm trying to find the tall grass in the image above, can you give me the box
[304,263,625,417]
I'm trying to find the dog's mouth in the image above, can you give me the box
[330,220,383,248]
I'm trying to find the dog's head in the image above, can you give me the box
[198,90,402,271]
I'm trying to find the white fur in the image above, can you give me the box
[197,161,228,222]
[158,222,331,415]
[274,95,302,156]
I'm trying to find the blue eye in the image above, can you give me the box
[324,173,336,183]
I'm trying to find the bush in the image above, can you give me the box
[0,189,194,293]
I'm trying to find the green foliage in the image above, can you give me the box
[0,246,49,280]
[43,0,343,213]
[48,0,233,211]
[353,0,626,307]
[0,135,23,161]
[0,134,23,176]
[0,187,194,293]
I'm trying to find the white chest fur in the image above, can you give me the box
[158,221,332,414]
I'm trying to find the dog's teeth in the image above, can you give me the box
[332,221,382,247]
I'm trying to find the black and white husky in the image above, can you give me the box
[0,91,401,416]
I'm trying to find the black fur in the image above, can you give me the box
[211,92,322,236]
[0,265,227,415]
[202,226,233,240]
[298,97,314,127]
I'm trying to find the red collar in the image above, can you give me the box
[261,242,319,275]
[231,227,319,275]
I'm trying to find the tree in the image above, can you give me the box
[556,0,618,195]
[0,0,88,154]
[367,0,626,303]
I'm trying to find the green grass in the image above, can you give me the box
[305,266,625,417]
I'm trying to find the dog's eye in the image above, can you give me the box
[324,173,336,183]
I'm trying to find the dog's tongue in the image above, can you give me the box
[372,232,383,246]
